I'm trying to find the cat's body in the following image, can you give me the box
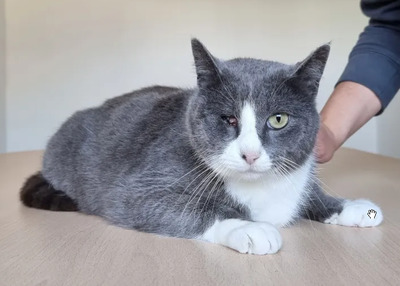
[41,85,250,237]
[21,39,383,254]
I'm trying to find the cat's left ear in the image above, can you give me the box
[191,38,221,89]
[290,44,330,97]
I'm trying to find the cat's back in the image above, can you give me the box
[47,85,189,148]
[42,85,193,193]
[103,85,183,111]
[97,85,194,164]
[100,85,190,131]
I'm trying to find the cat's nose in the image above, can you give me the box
[241,153,260,165]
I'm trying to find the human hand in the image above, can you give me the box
[314,122,339,164]
[315,82,381,164]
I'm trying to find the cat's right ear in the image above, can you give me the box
[191,38,221,89]
[289,44,330,97]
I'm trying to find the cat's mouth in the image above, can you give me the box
[236,169,267,181]
[219,163,272,181]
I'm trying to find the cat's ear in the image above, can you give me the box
[290,44,330,97]
[191,38,221,88]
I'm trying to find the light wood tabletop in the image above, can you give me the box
[1,148,399,286]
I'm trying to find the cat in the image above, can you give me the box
[20,39,383,255]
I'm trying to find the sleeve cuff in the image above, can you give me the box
[337,52,400,115]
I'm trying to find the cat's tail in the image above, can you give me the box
[20,172,78,211]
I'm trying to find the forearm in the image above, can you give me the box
[316,0,400,163]
[320,81,381,149]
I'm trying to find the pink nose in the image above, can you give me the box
[241,153,260,165]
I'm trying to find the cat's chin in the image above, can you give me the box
[227,170,268,182]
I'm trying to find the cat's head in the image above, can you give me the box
[187,39,329,181]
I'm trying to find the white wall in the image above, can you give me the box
[0,0,5,153]
[3,0,399,158]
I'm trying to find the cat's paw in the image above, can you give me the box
[201,219,282,255]
[324,199,383,227]
[225,222,282,254]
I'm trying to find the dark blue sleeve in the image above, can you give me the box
[337,0,400,114]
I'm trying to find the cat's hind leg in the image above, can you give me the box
[301,182,383,227]
[20,172,78,211]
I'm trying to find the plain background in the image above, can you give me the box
[0,0,399,158]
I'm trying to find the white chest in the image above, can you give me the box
[225,161,312,227]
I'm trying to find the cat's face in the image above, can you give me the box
[187,39,329,181]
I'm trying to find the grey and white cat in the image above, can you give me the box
[21,39,383,255]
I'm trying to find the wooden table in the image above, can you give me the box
[1,148,399,285]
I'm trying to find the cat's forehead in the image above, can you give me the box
[216,58,297,104]
[219,58,297,99]
[222,58,294,81]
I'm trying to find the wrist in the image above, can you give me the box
[315,121,340,163]
[320,81,381,147]
[320,113,347,151]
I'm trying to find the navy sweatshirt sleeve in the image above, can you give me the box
[337,0,400,114]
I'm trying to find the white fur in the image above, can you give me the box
[237,102,262,156]
[210,102,272,181]
[203,102,312,254]
[225,159,312,226]
[213,101,312,226]
[201,219,282,255]
[324,199,383,227]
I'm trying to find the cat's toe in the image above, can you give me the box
[226,222,282,255]
[324,199,383,227]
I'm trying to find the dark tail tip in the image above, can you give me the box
[20,172,78,211]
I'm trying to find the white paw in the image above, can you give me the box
[201,219,282,255]
[324,199,383,227]
[225,222,282,254]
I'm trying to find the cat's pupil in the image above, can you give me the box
[276,115,281,123]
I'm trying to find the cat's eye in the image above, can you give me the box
[267,113,289,130]
[221,115,238,127]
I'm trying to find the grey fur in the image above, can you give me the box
[39,39,343,238]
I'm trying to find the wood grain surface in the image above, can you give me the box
[1,148,399,286]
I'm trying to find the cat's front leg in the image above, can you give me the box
[324,199,383,227]
[302,182,383,227]
[201,219,282,255]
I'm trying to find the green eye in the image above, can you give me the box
[267,113,289,130]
